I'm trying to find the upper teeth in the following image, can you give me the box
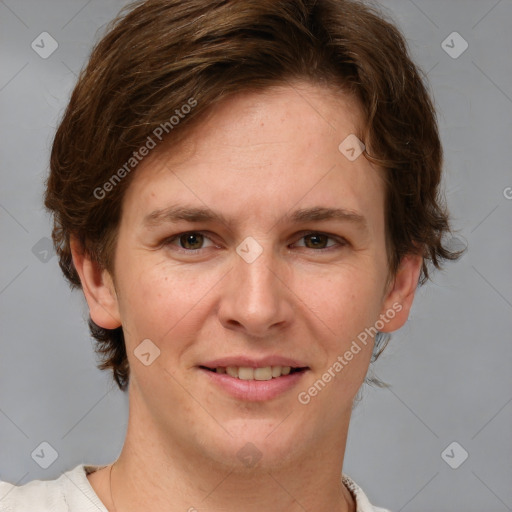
[216,366,292,380]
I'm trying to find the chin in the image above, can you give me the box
[201,424,309,472]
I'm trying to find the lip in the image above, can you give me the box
[200,356,308,369]
[199,366,308,401]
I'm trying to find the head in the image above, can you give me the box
[45,0,460,441]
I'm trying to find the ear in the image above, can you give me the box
[70,237,122,329]
[378,252,423,332]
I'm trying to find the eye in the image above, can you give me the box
[164,231,215,251]
[162,230,347,254]
[292,231,346,250]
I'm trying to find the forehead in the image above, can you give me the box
[184,82,365,160]
[120,82,384,233]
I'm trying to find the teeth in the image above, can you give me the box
[271,366,282,377]
[226,366,238,378]
[216,366,294,380]
[238,367,254,380]
[254,367,272,381]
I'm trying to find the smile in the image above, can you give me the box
[200,365,307,380]
[199,365,309,401]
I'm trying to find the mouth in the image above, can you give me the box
[198,363,310,401]
[199,365,308,381]
[197,355,310,401]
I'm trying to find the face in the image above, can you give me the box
[78,82,420,471]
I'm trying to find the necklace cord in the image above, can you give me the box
[109,462,117,512]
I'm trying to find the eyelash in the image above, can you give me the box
[162,231,348,254]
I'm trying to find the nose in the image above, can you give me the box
[217,241,294,338]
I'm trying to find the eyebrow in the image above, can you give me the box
[143,205,368,232]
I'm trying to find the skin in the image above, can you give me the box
[72,81,423,512]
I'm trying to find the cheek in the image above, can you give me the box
[296,263,385,338]
[116,257,221,344]
[294,266,386,401]
[300,270,382,388]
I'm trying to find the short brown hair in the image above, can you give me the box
[45,0,461,391]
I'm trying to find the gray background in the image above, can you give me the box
[1,0,511,510]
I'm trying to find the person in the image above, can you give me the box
[0,0,461,510]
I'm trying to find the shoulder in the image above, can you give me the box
[0,464,108,512]
[342,473,392,512]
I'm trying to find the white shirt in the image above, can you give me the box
[0,464,391,512]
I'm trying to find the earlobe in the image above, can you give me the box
[379,252,423,333]
[70,237,122,330]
